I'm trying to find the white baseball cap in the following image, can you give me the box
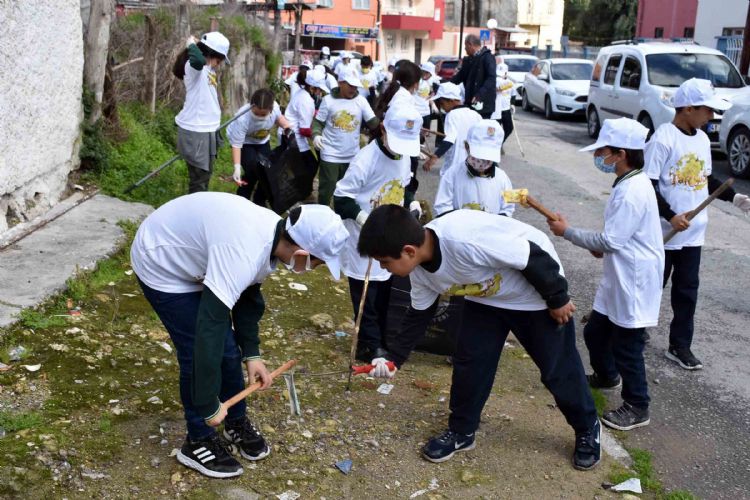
[340,51,352,59]
[388,57,398,67]
[431,82,463,101]
[321,46,331,55]
[466,120,504,162]
[383,106,423,156]
[420,62,436,76]
[337,67,363,87]
[300,60,313,70]
[305,69,330,93]
[496,63,509,76]
[580,117,649,152]
[286,205,349,280]
[201,32,230,64]
[673,78,731,111]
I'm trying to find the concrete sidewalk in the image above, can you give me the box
[0,194,152,328]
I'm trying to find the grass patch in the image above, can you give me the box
[17,309,67,331]
[590,387,606,416]
[0,411,42,432]
[609,447,697,499]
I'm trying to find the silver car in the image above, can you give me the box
[720,94,750,177]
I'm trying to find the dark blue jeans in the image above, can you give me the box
[584,310,649,409]
[663,246,701,349]
[448,300,597,435]
[348,277,392,352]
[138,279,247,440]
[237,142,272,206]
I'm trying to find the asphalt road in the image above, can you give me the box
[418,108,750,499]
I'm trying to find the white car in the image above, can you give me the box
[719,95,750,177]
[497,54,538,104]
[522,58,593,119]
[586,41,750,147]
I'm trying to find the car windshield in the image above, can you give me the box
[646,53,744,88]
[441,61,459,69]
[550,63,593,80]
[505,58,536,72]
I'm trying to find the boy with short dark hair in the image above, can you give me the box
[357,205,601,470]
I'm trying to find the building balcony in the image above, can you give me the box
[381,0,444,40]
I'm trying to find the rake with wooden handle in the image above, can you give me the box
[663,177,735,244]
[502,189,559,221]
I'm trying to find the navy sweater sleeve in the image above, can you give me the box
[519,241,570,309]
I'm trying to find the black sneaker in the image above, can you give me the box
[421,429,476,463]
[665,346,703,370]
[586,373,622,390]
[573,420,601,471]
[602,402,650,431]
[223,418,271,461]
[176,433,243,478]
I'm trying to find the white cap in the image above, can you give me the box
[340,50,351,59]
[673,78,731,110]
[466,120,504,162]
[286,205,349,280]
[420,62,436,76]
[337,67,363,87]
[300,60,313,70]
[383,106,423,156]
[305,69,330,93]
[431,82,463,101]
[321,46,330,55]
[496,63,509,76]
[388,57,398,67]
[580,117,649,152]
[200,32,230,64]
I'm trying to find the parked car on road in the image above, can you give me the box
[522,58,593,119]
[436,58,461,81]
[498,54,538,104]
[719,95,750,177]
[586,41,750,147]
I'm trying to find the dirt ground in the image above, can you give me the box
[0,261,622,499]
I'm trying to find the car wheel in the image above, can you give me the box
[638,114,655,140]
[544,96,555,120]
[728,127,750,178]
[522,91,532,112]
[587,107,601,138]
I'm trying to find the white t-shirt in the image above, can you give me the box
[285,89,316,152]
[491,76,515,118]
[414,78,438,117]
[317,94,376,163]
[644,123,712,249]
[592,171,665,328]
[410,210,565,311]
[175,62,221,132]
[434,164,515,217]
[333,141,412,281]
[334,60,354,78]
[226,102,282,147]
[441,107,482,176]
[358,68,379,98]
[285,71,301,96]
[131,192,280,309]
[326,73,339,92]
[389,86,418,111]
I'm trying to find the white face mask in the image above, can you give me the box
[284,253,312,274]
[251,110,269,122]
[466,155,494,173]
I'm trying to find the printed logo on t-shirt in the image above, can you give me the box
[669,153,708,191]
[361,78,371,88]
[418,86,431,98]
[207,72,218,88]
[331,110,360,133]
[251,129,271,139]
[461,202,485,211]
[446,273,502,297]
[371,179,405,208]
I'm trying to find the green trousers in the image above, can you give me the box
[317,160,349,206]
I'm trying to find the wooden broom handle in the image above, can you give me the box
[525,195,559,221]
[222,359,298,410]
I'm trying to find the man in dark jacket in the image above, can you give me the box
[451,34,497,118]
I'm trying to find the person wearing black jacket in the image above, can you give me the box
[451,34,497,118]
[356,205,601,471]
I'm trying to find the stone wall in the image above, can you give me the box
[0,0,84,234]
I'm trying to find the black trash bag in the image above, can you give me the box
[386,275,464,356]
[264,137,318,214]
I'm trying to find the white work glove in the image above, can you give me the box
[232,164,243,184]
[186,35,198,47]
[409,200,423,219]
[313,135,324,150]
[471,101,484,111]
[371,357,397,378]
[733,193,750,213]
[511,104,516,114]
[355,210,369,227]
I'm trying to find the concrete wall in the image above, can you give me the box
[694,0,746,48]
[636,0,698,39]
[0,0,84,234]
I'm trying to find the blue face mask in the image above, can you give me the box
[594,154,616,174]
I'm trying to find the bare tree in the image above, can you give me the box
[83,0,115,123]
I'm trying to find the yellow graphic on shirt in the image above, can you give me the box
[207,71,218,88]
[498,82,514,92]
[669,153,707,191]
[418,86,431,98]
[462,202,484,211]
[330,110,360,133]
[361,78,371,88]
[371,179,405,208]
[251,129,271,139]
[446,273,502,297]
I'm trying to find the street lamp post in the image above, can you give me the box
[458,0,465,58]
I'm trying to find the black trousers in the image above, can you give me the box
[497,110,514,145]
[584,310,649,409]
[448,300,597,435]
[237,142,272,206]
[663,246,702,349]
[348,276,393,352]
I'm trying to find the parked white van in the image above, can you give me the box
[586,41,750,147]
